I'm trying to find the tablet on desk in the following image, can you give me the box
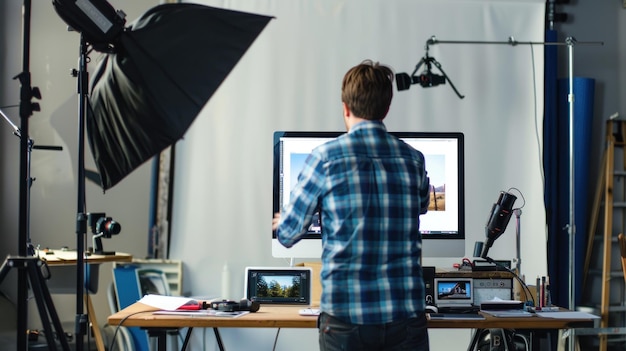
[244,266,313,305]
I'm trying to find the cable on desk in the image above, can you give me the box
[109,311,151,351]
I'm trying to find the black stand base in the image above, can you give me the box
[0,256,70,351]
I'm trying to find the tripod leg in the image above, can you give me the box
[0,256,11,282]
[1,256,31,351]
[27,258,71,351]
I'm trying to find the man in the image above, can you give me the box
[272,60,430,351]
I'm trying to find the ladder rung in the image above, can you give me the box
[575,327,626,336]
[591,235,619,243]
[586,269,625,278]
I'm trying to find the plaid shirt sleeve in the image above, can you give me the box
[276,151,324,248]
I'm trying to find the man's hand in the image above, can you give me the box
[272,212,281,231]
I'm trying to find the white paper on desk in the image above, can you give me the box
[153,310,250,318]
[139,294,195,310]
[40,250,81,260]
[536,311,600,319]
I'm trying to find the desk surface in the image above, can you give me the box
[108,302,596,330]
[37,249,132,265]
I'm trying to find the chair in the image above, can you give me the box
[111,264,179,351]
[102,283,135,351]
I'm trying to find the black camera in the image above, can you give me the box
[88,212,121,255]
[210,299,260,313]
[88,212,121,237]
[396,72,446,91]
[416,73,446,87]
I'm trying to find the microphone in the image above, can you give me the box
[481,191,517,259]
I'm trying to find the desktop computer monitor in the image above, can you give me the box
[272,131,465,259]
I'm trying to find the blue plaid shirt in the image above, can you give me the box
[277,121,430,325]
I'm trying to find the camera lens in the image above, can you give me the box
[96,217,121,235]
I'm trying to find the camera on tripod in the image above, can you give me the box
[396,72,446,91]
[88,212,121,237]
[88,212,121,255]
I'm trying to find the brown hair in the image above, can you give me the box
[341,60,394,120]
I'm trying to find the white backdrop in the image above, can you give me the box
[171,0,546,349]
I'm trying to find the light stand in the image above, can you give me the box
[0,1,69,350]
[565,37,577,351]
[72,33,90,351]
[513,208,523,274]
[1,109,63,257]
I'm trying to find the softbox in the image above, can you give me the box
[86,3,272,190]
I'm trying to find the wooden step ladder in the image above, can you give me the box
[582,119,626,351]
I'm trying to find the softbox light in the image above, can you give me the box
[57,2,272,190]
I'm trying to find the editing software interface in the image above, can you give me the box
[245,268,312,305]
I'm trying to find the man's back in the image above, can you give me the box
[273,60,431,351]
[314,121,429,324]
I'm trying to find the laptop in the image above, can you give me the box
[434,277,478,313]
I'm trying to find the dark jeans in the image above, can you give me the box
[317,312,430,351]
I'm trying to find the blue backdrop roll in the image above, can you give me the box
[551,77,594,308]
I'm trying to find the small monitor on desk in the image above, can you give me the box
[244,267,312,305]
[434,277,474,309]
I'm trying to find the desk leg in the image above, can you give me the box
[147,329,168,351]
[179,327,225,351]
[181,327,193,351]
[214,328,226,351]
[467,329,481,351]
[84,294,105,351]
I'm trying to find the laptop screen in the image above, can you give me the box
[434,277,474,308]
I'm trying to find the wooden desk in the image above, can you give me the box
[108,303,597,351]
[39,249,132,351]
[37,249,132,265]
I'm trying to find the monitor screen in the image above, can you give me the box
[243,267,312,305]
[434,277,474,308]
[272,131,465,258]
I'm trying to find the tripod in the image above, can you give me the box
[0,257,70,351]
